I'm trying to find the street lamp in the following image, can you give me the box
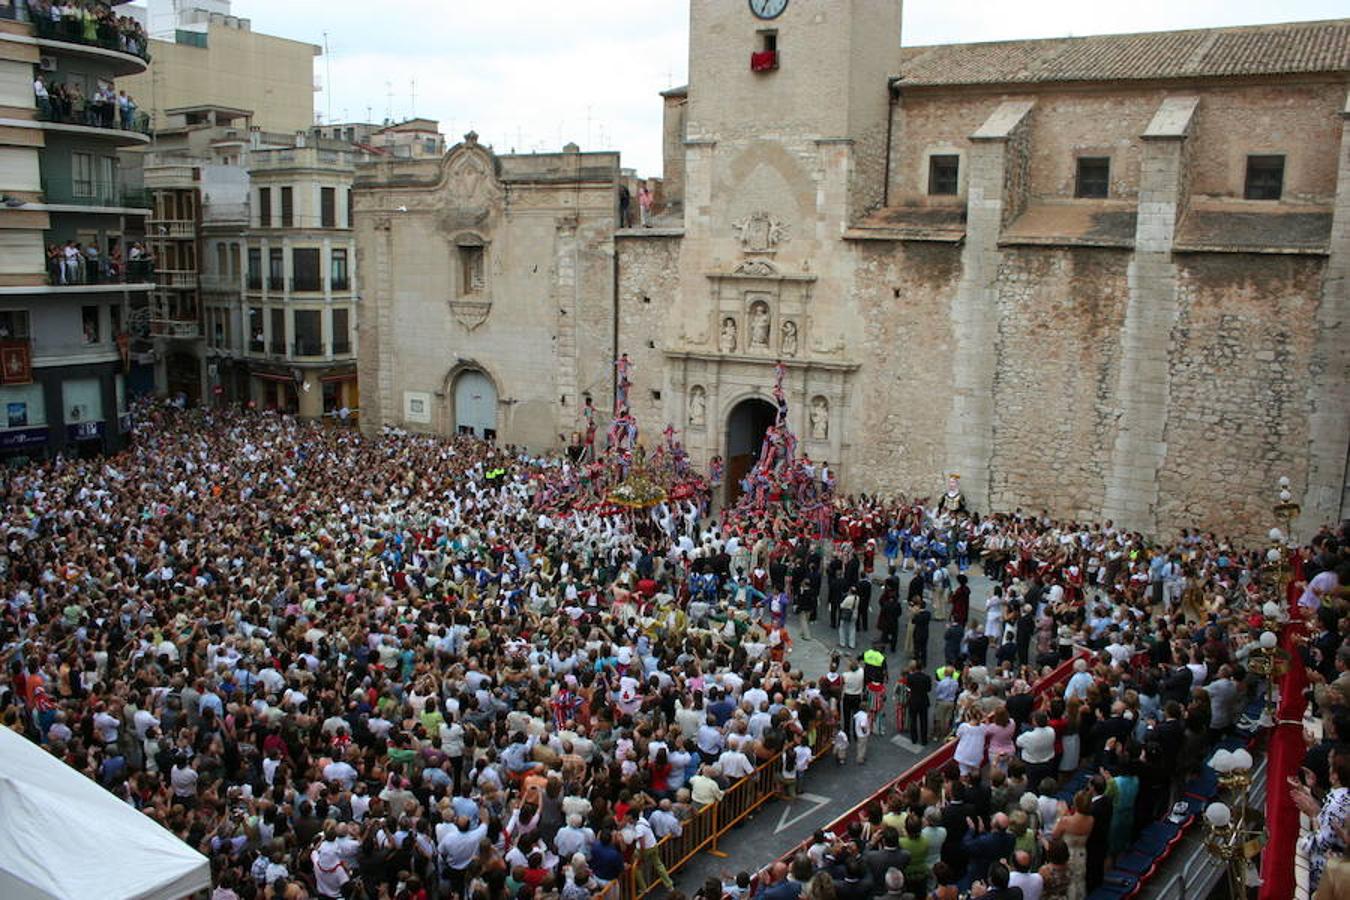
[1203,751,1264,898]
[1248,629,1288,729]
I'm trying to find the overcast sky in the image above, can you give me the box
[164,0,1344,175]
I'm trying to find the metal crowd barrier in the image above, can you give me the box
[747,649,1091,893]
[596,718,836,899]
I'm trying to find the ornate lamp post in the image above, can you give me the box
[1246,627,1288,729]
[1204,750,1264,898]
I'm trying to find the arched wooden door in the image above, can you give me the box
[725,398,777,504]
[453,370,497,438]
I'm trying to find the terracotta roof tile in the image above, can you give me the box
[895,19,1350,88]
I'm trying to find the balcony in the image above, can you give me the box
[45,256,156,287]
[155,270,197,288]
[248,147,354,172]
[332,340,353,356]
[31,13,151,73]
[248,338,265,354]
[290,277,323,293]
[36,100,150,133]
[40,177,151,212]
[150,221,195,239]
[267,276,284,292]
[268,341,285,356]
[33,105,151,146]
[292,341,325,358]
[150,319,201,339]
[331,278,350,292]
[246,274,262,290]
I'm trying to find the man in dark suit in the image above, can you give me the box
[1015,605,1036,666]
[905,660,933,745]
[1086,775,1114,891]
[863,827,912,889]
[973,862,1025,900]
[1147,701,1186,773]
[961,814,1015,891]
[910,603,932,668]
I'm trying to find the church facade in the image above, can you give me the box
[354,2,1350,540]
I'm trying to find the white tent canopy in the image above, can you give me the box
[0,726,211,899]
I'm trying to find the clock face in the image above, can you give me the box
[749,0,788,20]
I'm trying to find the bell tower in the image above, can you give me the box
[660,0,902,488]
[683,0,903,233]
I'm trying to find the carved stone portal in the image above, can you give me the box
[748,301,770,349]
[733,259,778,277]
[732,211,790,254]
[719,318,738,353]
[810,396,829,440]
[781,319,798,357]
[688,385,706,428]
[449,300,492,332]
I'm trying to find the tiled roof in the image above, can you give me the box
[895,19,1350,88]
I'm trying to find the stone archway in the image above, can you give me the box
[725,397,777,504]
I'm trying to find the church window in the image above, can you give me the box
[1075,157,1110,198]
[1244,155,1284,201]
[459,244,485,294]
[928,155,959,195]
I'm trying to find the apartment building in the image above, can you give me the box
[0,1,152,460]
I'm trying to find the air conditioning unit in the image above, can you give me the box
[39,56,57,72]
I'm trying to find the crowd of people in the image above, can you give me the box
[26,0,150,60]
[0,400,1346,900]
[46,239,154,285]
[34,74,140,131]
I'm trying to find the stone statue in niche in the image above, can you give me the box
[810,396,829,440]
[688,386,706,428]
[780,319,798,357]
[719,318,737,353]
[749,302,770,349]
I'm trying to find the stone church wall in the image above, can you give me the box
[1156,254,1326,534]
[849,241,962,496]
[987,248,1131,520]
[615,235,680,441]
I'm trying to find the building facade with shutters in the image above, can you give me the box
[0,1,151,460]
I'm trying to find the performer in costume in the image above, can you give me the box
[936,473,968,516]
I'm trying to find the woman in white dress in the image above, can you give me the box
[953,707,990,777]
[984,585,1007,647]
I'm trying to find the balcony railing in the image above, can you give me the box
[248,339,265,353]
[267,276,284,291]
[45,256,155,286]
[246,275,262,290]
[290,277,323,293]
[41,177,151,210]
[150,319,201,339]
[332,340,352,355]
[331,278,350,292]
[149,221,195,238]
[154,270,196,288]
[268,341,285,355]
[292,341,325,357]
[31,13,152,63]
[35,103,151,136]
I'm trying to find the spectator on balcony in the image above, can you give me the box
[45,243,63,284]
[118,90,136,130]
[82,242,102,284]
[61,240,81,284]
[107,244,123,282]
[33,74,50,119]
